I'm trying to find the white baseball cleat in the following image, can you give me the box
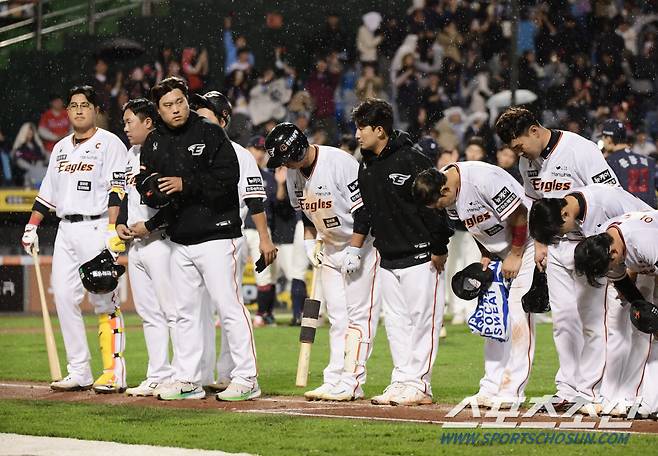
[50,375,92,392]
[371,382,406,405]
[205,378,231,392]
[439,325,447,339]
[304,383,335,401]
[320,384,364,401]
[389,385,433,406]
[216,382,261,401]
[156,381,205,400]
[126,380,161,397]
[463,393,495,408]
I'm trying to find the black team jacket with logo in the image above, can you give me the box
[356,130,453,269]
[137,110,241,245]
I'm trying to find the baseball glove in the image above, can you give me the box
[630,299,658,334]
[137,173,171,209]
[451,262,493,301]
[522,266,550,313]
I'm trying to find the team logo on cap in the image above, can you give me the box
[280,144,288,152]
[267,147,276,157]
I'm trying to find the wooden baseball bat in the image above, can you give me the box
[295,263,322,387]
[32,250,62,381]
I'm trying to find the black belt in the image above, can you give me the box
[64,214,102,223]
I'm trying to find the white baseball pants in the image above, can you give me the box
[318,240,381,393]
[380,260,445,395]
[128,235,177,383]
[170,238,257,387]
[547,240,607,402]
[51,218,118,385]
[477,242,536,402]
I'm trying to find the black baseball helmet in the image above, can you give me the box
[265,122,309,168]
[136,172,171,209]
[451,262,493,301]
[190,91,232,125]
[79,250,126,294]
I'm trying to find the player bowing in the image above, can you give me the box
[265,122,381,401]
[529,184,653,415]
[413,161,536,407]
[495,107,619,410]
[574,211,658,419]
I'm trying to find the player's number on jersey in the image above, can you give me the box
[627,168,649,193]
[640,214,653,223]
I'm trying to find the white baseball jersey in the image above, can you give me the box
[601,211,658,278]
[125,145,159,227]
[233,141,266,224]
[443,161,532,257]
[568,184,652,238]
[520,130,619,200]
[36,128,127,218]
[286,145,363,248]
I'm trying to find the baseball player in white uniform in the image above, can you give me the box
[21,85,128,393]
[496,107,619,408]
[414,161,536,406]
[529,184,653,414]
[575,211,658,417]
[187,90,276,393]
[112,99,177,397]
[265,122,381,401]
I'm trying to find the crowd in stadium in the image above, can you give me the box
[2,0,658,190]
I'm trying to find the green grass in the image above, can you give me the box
[0,315,655,454]
[0,315,557,402]
[0,399,650,456]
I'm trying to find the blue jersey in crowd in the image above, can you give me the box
[606,148,657,208]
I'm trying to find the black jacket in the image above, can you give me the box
[137,111,241,245]
[358,130,453,269]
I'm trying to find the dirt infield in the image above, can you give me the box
[1,381,658,434]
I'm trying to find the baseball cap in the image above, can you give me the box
[416,136,441,162]
[247,135,265,149]
[601,119,626,142]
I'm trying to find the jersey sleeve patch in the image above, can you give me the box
[247,176,263,186]
[492,186,518,214]
[347,179,359,193]
[591,169,614,184]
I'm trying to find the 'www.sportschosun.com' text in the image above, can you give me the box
[440,431,631,445]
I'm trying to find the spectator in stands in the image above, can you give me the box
[248,67,292,127]
[496,146,522,183]
[124,66,152,100]
[181,47,209,93]
[633,129,657,158]
[154,44,175,83]
[435,106,466,152]
[394,53,420,130]
[356,11,383,65]
[463,136,487,162]
[305,55,340,142]
[38,95,70,154]
[223,16,254,74]
[463,112,495,162]
[12,122,46,188]
[355,64,384,102]
[315,13,350,59]
[0,128,12,186]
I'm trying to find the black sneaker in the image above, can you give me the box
[290,316,301,326]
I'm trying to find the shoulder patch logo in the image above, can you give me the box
[188,143,206,156]
[388,173,411,186]
[592,169,613,184]
[347,179,359,192]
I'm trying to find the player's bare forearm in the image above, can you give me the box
[304,225,318,240]
[107,206,119,225]
[349,232,366,248]
[508,204,528,257]
[28,210,45,225]
[251,212,271,240]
